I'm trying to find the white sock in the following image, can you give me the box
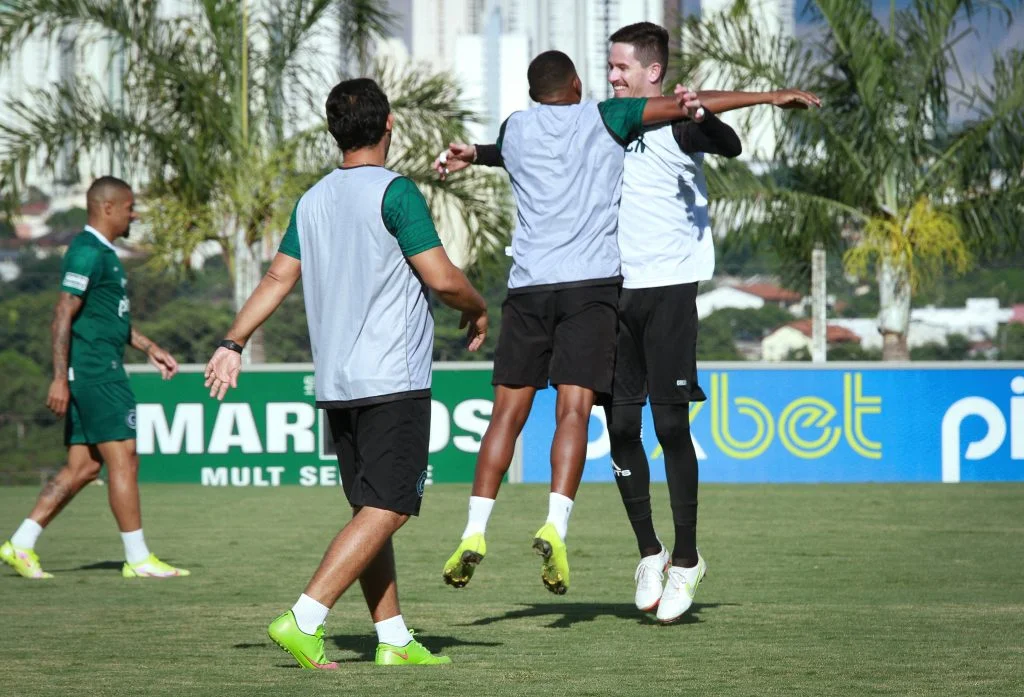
[461,496,495,539]
[291,593,330,635]
[10,519,43,550]
[546,493,574,540]
[374,614,414,647]
[121,529,151,564]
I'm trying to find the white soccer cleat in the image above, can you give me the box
[656,553,707,623]
[634,546,670,611]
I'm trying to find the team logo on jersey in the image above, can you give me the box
[416,470,428,497]
[126,408,137,430]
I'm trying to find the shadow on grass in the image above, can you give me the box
[234,633,502,667]
[462,602,734,629]
[327,632,503,663]
[49,559,190,573]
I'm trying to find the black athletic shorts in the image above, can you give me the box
[492,284,618,397]
[612,282,708,406]
[326,396,430,516]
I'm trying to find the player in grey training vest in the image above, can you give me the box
[605,22,820,623]
[204,78,488,669]
[435,50,704,596]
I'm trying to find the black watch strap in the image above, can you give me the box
[219,339,244,354]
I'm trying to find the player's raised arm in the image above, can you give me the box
[204,251,301,400]
[641,86,704,125]
[696,88,821,115]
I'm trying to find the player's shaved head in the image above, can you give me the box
[86,176,132,214]
[527,51,580,102]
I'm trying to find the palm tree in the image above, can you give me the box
[0,0,511,362]
[676,0,1024,359]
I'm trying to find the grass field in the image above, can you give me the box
[2,482,1023,697]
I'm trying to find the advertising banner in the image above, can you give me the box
[130,364,493,486]
[520,365,1024,484]
[131,363,1024,485]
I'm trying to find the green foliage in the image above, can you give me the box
[0,291,56,368]
[44,207,87,235]
[910,333,973,361]
[996,323,1024,360]
[674,1,1024,356]
[0,251,63,297]
[698,313,744,360]
[131,298,237,365]
[0,350,64,477]
[0,218,15,238]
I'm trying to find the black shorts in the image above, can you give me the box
[492,284,618,397]
[326,396,430,516]
[612,282,708,406]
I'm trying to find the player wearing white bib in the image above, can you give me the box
[605,22,820,623]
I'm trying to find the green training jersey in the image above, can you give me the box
[59,228,131,386]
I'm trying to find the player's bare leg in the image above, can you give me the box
[95,440,141,532]
[442,385,536,588]
[305,506,409,607]
[532,384,596,594]
[2,445,101,579]
[471,385,537,498]
[95,439,188,578]
[28,445,103,526]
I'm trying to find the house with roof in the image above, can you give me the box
[761,320,862,361]
[696,282,803,318]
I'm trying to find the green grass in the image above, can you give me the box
[2,483,1023,697]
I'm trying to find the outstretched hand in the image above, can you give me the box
[673,84,705,122]
[772,89,821,109]
[204,346,241,401]
[432,143,477,181]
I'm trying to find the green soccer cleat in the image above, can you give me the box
[532,523,570,595]
[375,638,452,666]
[442,533,486,588]
[121,554,190,578]
[267,611,339,670]
[0,540,53,579]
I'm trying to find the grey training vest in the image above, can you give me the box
[295,166,433,405]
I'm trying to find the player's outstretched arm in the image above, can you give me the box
[408,247,488,352]
[130,327,178,380]
[47,292,83,416]
[641,86,704,126]
[205,252,301,400]
[696,89,821,115]
[432,143,504,180]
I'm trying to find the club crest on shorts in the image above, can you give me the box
[126,408,137,430]
[416,470,427,497]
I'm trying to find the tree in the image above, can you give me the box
[0,0,511,362]
[678,0,1024,360]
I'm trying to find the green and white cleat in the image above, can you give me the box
[0,540,53,579]
[532,523,570,595]
[375,638,451,665]
[656,554,707,624]
[442,533,486,588]
[267,611,338,670]
[122,554,190,578]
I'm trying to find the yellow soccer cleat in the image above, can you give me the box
[122,554,190,578]
[442,533,486,588]
[532,523,569,595]
[0,540,53,579]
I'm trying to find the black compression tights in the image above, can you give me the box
[605,403,699,567]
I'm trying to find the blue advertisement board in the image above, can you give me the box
[520,365,1024,483]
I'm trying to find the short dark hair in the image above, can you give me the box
[609,22,670,80]
[325,78,390,152]
[86,176,132,212]
[527,50,578,101]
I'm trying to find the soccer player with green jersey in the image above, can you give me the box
[1,177,189,580]
[204,78,487,669]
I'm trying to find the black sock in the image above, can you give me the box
[652,403,699,567]
[606,404,661,556]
